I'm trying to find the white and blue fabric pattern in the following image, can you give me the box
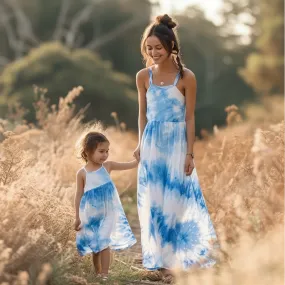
[137,67,218,270]
[76,166,136,255]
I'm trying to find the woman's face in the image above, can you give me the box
[146,36,169,64]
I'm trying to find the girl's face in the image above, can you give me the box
[90,142,109,164]
[146,36,169,64]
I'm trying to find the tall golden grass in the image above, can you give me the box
[0,87,283,284]
[176,102,284,284]
[0,87,138,284]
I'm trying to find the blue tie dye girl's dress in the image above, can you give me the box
[137,68,218,270]
[76,166,136,255]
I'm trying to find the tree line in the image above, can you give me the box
[0,0,283,131]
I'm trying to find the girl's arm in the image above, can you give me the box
[184,69,197,175]
[134,69,148,161]
[74,169,84,229]
[104,160,138,172]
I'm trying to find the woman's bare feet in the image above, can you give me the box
[143,270,163,281]
[101,273,109,281]
[161,268,174,284]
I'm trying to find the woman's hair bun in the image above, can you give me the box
[156,14,177,29]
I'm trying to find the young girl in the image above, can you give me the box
[74,131,137,280]
[133,14,218,282]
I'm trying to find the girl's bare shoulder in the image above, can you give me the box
[76,168,85,179]
[103,161,111,173]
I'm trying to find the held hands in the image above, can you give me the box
[133,144,194,175]
[74,218,82,231]
[185,155,195,176]
[133,145,140,162]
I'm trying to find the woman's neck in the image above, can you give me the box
[155,56,178,73]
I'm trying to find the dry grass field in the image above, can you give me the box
[0,87,283,284]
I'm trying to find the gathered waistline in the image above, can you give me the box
[83,181,113,193]
[147,120,186,123]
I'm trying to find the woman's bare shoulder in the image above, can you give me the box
[182,68,196,80]
[136,67,149,81]
[136,68,149,89]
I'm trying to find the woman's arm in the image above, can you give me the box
[134,69,148,161]
[184,69,197,175]
[104,160,138,172]
[74,169,84,230]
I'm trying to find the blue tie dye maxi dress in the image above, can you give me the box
[137,68,218,270]
[76,166,136,255]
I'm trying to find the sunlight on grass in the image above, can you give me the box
[0,88,283,284]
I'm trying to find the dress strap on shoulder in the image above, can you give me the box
[82,167,87,173]
[173,72,180,86]
[148,67,153,85]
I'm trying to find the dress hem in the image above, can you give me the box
[77,238,137,256]
[143,260,217,271]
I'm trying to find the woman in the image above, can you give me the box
[133,14,218,281]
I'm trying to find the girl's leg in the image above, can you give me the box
[100,247,111,275]
[92,252,102,275]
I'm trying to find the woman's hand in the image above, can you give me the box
[133,144,141,162]
[185,156,195,176]
[74,218,82,231]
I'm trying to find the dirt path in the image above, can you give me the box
[114,196,171,284]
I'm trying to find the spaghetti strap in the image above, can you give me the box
[82,167,87,173]
[148,68,153,85]
[173,72,180,86]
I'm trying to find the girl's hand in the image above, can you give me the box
[74,218,81,231]
[185,156,195,176]
[105,159,138,172]
[133,145,141,162]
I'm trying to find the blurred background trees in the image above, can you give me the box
[0,0,283,133]
[0,42,138,127]
[239,0,284,95]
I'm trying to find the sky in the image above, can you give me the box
[153,0,224,25]
[151,0,251,40]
